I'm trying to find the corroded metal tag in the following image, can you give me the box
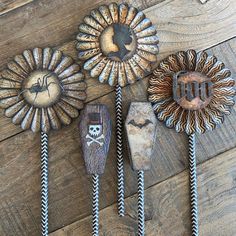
[173,71,212,110]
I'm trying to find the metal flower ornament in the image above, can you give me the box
[77,2,158,86]
[76,2,159,217]
[148,49,235,236]
[0,48,86,133]
[148,50,235,134]
[0,47,86,236]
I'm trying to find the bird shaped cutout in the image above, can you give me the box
[125,102,157,171]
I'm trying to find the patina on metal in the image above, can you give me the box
[79,104,112,236]
[0,47,87,236]
[125,102,157,236]
[148,49,236,236]
[76,2,159,217]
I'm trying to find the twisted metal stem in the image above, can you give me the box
[41,132,49,236]
[116,84,125,217]
[92,174,100,236]
[189,134,199,236]
[137,171,145,236]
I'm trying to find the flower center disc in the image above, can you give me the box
[22,70,62,107]
[99,23,137,61]
[173,71,213,110]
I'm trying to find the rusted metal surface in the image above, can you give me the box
[76,2,159,87]
[148,49,236,135]
[0,48,86,133]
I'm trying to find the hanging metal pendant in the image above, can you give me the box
[148,49,235,135]
[76,2,159,87]
[0,47,87,133]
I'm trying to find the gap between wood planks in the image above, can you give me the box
[0,35,235,143]
[0,0,236,235]
[0,0,33,16]
[1,0,236,141]
[0,0,166,17]
[49,146,236,236]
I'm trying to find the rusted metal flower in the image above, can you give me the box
[0,48,87,133]
[76,2,159,87]
[148,49,236,134]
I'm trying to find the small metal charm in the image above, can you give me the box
[148,49,236,236]
[76,2,159,217]
[0,48,87,236]
[125,102,157,236]
[79,104,112,236]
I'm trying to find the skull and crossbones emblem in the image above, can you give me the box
[86,113,104,147]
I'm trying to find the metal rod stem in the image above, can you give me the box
[137,170,145,236]
[116,84,125,217]
[189,133,199,236]
[41,132,49,236]
[92,174,100,236]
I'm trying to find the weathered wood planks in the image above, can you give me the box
[0,0,33,16]
[49,147,236,236]
[0,0,236,235]
[0,38,236,235]
[79,104,112,175]
[1,0,236,141]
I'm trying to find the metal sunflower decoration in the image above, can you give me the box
[77,2,159,216]
[0,47,86,236]
[148,49,235,236]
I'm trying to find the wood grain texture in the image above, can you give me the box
[0,0,161,71]
[0,0,33,16]
[0,0,236,235]
[0,0,235,70]
[1,38,236,235]
[49,146,236,236]
[1,0,236,141]
[79,105,111,175]
[125,102,157,171]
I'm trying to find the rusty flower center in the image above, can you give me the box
[172,71,212,110]
[99,23,137,61]
[22,70,62,107]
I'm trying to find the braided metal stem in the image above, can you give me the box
[189,134,199,236]
[92,174,100,236]
[137,171,145,236]
[116,84,125,217]
[41,132,49,236]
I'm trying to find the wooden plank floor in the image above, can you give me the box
[0,0,236,235]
